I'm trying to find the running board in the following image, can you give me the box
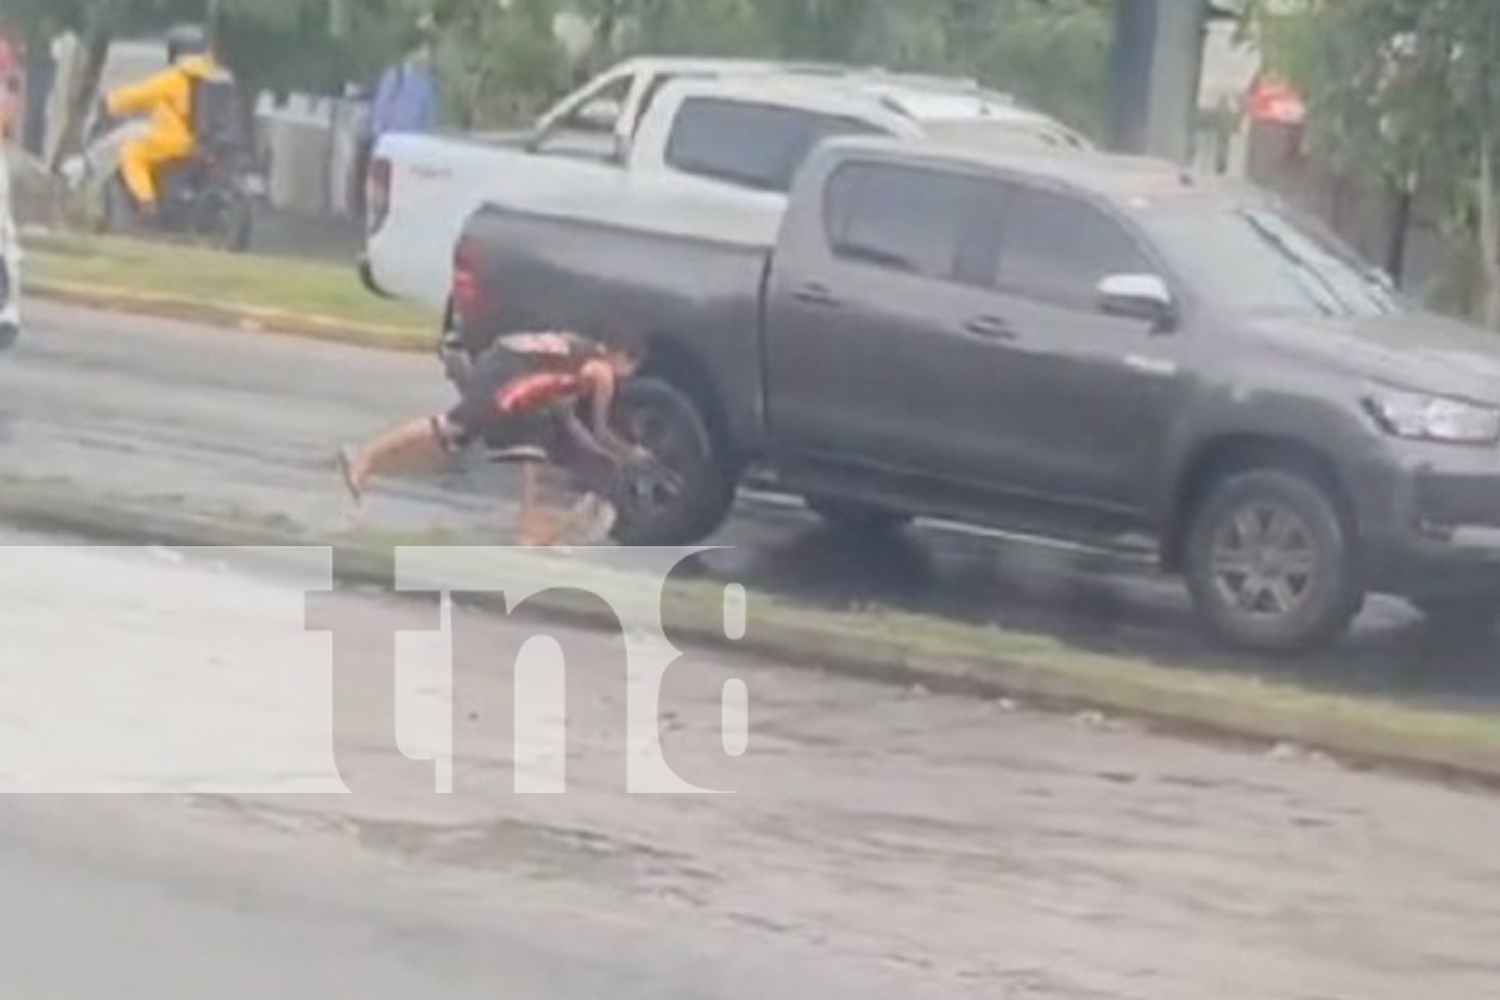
[738,464,1159,566]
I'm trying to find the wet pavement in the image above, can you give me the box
[1,535,1499,998]
[1,300,1498,714]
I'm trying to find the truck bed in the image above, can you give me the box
[459,202,776,454]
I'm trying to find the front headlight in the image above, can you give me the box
[1363,387,1500,444]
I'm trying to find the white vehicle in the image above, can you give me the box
[360,56,1092,316]
[0,149,21,347]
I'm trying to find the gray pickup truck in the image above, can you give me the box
[448,135,1500,652]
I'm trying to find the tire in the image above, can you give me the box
[220,195,253,253]
[1184,467,1360,653]
[609,377,735,546]
[101,176,133,235]
[198,190,253,253]
[804,496,912,534]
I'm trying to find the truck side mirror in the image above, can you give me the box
[574,97,622,133]
[1097,273,1177,331]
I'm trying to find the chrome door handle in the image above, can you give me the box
[962,315,1018,341]
[793,282,840,307]
[1123,354,1178,377]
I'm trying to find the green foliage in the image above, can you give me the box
[6,0,1114,134]
[1260,0,1500,320]
[431,0,571,128]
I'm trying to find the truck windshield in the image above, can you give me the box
[1138,199,1406,319]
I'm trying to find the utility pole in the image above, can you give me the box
[1108,0,1222,164]
[329,0,350,40]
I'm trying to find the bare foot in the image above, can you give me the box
[337,502,365,534]
[337,448,364,504]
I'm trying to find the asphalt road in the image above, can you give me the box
[2,300,1499,711]
[1,535,1499,998]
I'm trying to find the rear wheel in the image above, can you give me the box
[195,189,253,252]
[804,496,912,534]
[610,377,735,546]
[101,176,134,235]
[1184,468,1361,652]
[219,195,253,253]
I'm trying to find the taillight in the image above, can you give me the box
[366,156,391,234]
[451,235,486,326]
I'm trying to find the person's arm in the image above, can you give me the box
[104,69,174,118]
[415,70,440,131]
[558,407,615,461]
[583,365,641,459]
[368,67,396,137]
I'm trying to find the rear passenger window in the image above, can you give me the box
[665,98,884,192]
[823,162,988,280]
[996,185,1153,308]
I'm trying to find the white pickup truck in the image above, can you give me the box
[359,56,1093,316]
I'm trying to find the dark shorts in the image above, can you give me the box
[441,346,627,498]
[443,347,565,452]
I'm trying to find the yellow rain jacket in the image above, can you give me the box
[105,55,228,206]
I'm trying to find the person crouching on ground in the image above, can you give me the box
[339,331,646,546]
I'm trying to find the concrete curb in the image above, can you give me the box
[24,280,432,354]
[1,484,1498,788]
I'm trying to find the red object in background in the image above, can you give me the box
[0,33,20,140]
[0,35,17,78]
[1248,73,1307,127]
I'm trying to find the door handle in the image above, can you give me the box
[792,282,840,307]
[1123,354,1179,377]
[962,314,1017,341]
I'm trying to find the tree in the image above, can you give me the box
[1262,0,1500,324]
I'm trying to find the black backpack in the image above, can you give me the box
[189,72,241,149]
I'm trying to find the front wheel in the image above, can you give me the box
[609,377,735,546]
[220,195,253,253]
[1184,468,1361,653]
[196,189,253,252]
[101,175,135,235]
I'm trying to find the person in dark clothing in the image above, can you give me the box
[352,27,438,218]
[339,331,647,546]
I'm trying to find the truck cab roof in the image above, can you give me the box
[814,134,1230,203]
[654,75,1094,152]
[602,55,995,92]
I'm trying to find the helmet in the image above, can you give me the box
[165,24,208,64]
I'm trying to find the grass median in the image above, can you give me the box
[23,232,432,346]
[322,524,1500,779]
[334,524,1500,784]
[3,415,1499,785]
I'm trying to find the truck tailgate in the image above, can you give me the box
[364,132,531,312]
[365,132,788,318]
[462,203,776,450]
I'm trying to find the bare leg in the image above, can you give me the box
[517,460,545,546]
[533,492,615,548]
[519,462,596,547]
[342,416,450,504]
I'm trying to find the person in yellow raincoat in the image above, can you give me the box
[101,25,230,218]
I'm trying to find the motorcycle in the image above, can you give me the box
[58,107,263,253]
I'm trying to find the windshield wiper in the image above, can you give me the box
[1236,210,1351,317]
